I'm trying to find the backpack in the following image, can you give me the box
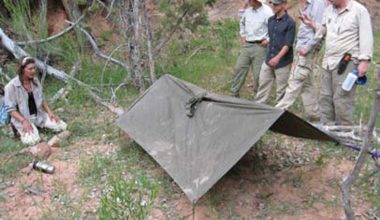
[0,84,10,126]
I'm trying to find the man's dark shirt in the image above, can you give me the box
[266,12,296,69]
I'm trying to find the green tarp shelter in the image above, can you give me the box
[116,74,336,203]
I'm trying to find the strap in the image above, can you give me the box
[185,93,206,118]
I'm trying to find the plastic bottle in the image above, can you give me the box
[32,160,55,174]
[342,69,358,92]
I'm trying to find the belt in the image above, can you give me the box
[246,40,262,44]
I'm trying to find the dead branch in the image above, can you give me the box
[40,53,49,87]
[25,186,45,196]
[106,0,116,18]
[88,89,124,116]
[143,3,156,83]
[328,131,362,142]
[49,61,81,103]
[0,27,69,81]
[100,43,128,89]
[0,67,11,82]
[314,124,363,143]
[185,46,206,64]
[61,0,82,24]
[341,65,380,220]
[16,14,85,45]
[320,125,362,132]
[66,21,130,73]
[153,8,190,57]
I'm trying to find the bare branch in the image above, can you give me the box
[185,46,206,64]
[144,3,156,83]
[49,61,81,103]
[88,89,124,116]
[66,21,130,73]
[0,27,69,81]
[153,8,190,57]
[0,67,11,82]
[100,43,129,90]
[16,14,85,45]
[40,53,49,87]
[106,0,116,19]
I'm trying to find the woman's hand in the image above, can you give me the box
[48,112,60,122]
[22,119,33,133]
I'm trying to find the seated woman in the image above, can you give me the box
[4,56,67,145]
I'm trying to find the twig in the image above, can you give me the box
[153,8,190,57]
[0,67,11,82]
[49,61,80,103]
[40,53,49,88]
[66,21,130,73]
[106,0,116,19]
[185,46,206,64]
[88,89,124,116]
[16,14,85,45]
[100,43,128,90]
[25,186,46,196]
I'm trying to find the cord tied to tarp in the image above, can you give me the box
[185,93,207,118]
[340,142,380,161]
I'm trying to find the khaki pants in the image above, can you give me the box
[230,43,267,97]
[275,53,319,120]
[319,62,357,125]
[17,113,67,145]
[255,62,291,104]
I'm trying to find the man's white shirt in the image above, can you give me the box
[240,4,274,42]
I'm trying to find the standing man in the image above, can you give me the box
[255,0,296,104]
[230,0,273,98]
[275,0,328,121]
[302,0,373,125]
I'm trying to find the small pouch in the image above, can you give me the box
[337,53,351,75]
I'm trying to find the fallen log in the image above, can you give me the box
[0,27,69,81]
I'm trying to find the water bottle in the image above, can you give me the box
[342,69,358,91]
[32,160,55,174]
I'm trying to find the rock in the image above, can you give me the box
[149,208,165,220]
[47,136,60,147]
[28,142,52,159]
[47,130,70,147]
[57,130,70,139]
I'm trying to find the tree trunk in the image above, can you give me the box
[131,0,145,93]
[144,3,156,83]
[60,0,84,50]
[61,0,81,21]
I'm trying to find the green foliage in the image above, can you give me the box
[98,172,158,220]
[2,0,33,34]
[214,19,240,58]
[158,19,239,88]
[0,153,32,178]
[157,0,211,36]
[80,155,114,185]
